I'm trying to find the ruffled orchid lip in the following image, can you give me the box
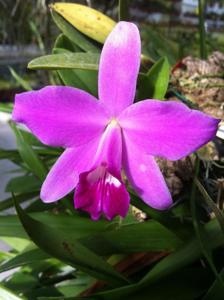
[74,163,130,221]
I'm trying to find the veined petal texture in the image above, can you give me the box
[41,136,101,202]
[123,136,172,210]
[119,100,220,160]
[98,21,141,116]
[13,86,109,148]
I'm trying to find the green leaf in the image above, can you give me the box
[93,268,210,300]
[14,199,129,287]
[0,215,28,239]
[82,220,182,256]
[0,103,13,113]
[9,67,32,91]
[0,193,38,212]
[131,193,193,241]
[6,175,41,193]
[0,211,182,255]
[54,33,82,52]
[0,213,107,240]
[51,10,99,53]
[28,53,99,71]
[0,247,49,273]
[0,148,22,165]
[140,218,224,285]
[10,122,47,181]
[53,43,98,96]
[195,178,224,236]
[0,285,25,300]
[1,237,30,252]
[17,129,47,147]
[138,56,170,100]
[203,268,224,300]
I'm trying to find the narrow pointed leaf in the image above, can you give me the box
[28,53,99,70]
[10,122,47,181]
[0,247,49,273]
[14,198,129,287]
[138,56,170,100]
[9,67,32,91]
[140,219,224,285]
[0,285,24,300]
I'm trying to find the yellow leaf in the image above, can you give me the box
[50,3,116,44]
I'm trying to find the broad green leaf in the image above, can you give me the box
[10,122,47,181]
[4,272,37,295]
[93,268,210,300]
[0,212,181,255]
[0,215,28,239]
[53,43,98,96]
[54,33,82,52]
[14,199,129,287]
[0,247,49,273]
[87,220,224,300]
[138,56,170,100]
[6,175,41,193]
[131,193,193,241]
[0,285,24,300]
[28,53,99,71]
[0,213,107,240]
[0,208,182,253]
[51,10,99,52]
[140,218,224,285]
[82,220,182,255]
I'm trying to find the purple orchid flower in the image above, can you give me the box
[13,22,219,220]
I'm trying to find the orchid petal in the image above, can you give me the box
[119,100,220,160]
[93,121,122,178]
[13,86,109,148]
[41,136,101,202]
[123,137,172,210]
[75,122,130,220]
[98,22,141,116]
[75,167,130,220]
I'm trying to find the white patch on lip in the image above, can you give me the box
[106,174,121,188]
[140,164,147,172]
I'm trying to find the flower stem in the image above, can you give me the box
[119,0,130,21]
[198,0,207,60]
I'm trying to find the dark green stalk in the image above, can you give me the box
[118,0,130,21]
[190,158,224,286]
[198,0,207,59]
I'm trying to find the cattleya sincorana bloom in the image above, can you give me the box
[13,22,219,220]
